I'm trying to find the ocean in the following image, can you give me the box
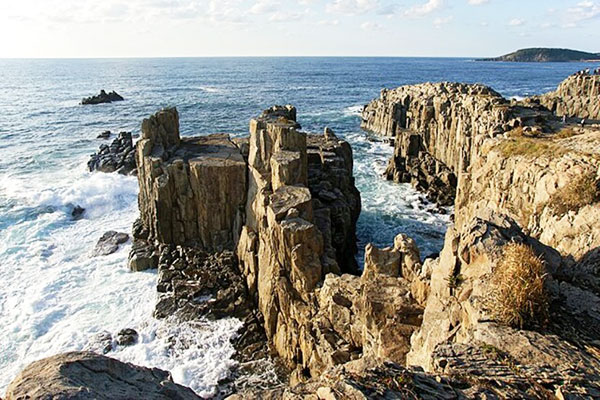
[0,57,591,396]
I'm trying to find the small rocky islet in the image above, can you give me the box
[81,89,124,105]
[5,74,600,399]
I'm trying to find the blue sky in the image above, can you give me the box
[1,0,599,57]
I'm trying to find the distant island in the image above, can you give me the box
[480,48,600,62]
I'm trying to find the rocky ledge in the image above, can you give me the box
[81,90,124,105]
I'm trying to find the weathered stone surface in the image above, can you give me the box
[535,74,600,120]
[456,130,600,260]
[81,90,124,105]
[92,231,129,257]
[88,132,136,175]
[128,239,158,272]
[4,352,200,400]
[135,107,246,251]
[362,82,515,205]
[307,133,361,274]
[237,106,368,381]
[406,213,600,396]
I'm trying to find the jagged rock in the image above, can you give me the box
[88,132,136,175]
[81,90,124,105]
[116,328,138,346]
[154,247,254,321]
[4,352,200,400]
[307,134,361,274]
[230,356,558,399]
[71,205,85,220]
[535,74,600,120]
[92,231,129,257]
[406,213,600,396]
[128,240,158,272]
[236,106,367,382]
[97,130,111,139]
[135,108,246,251]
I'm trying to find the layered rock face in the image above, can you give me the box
[536,74,600,120]
[456,130,600,260]
[356,76,600,398]
[135,108,246,251]
[235,107,437,382]
[362,83,515,205]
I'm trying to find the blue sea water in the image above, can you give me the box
[0,57,592,396]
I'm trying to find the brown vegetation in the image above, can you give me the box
[491,243,549,329]
[547,171,600,216]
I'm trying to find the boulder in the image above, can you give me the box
[116,328,138,346]
[92,231,129,257]
[81,90,124,105]
[4,352,200,400]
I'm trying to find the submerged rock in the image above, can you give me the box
[88,132,136,175]
[92,231,129,257]
[4,352,200,400]
[81,90,124,105]
[71,205,85,220]
[116,328,138,346]
[97,130,111,139]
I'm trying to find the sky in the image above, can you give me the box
[0,0,599,58]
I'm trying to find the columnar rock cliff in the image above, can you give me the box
[344,75,600,399]
[361,83,517,204]
[236,107,424,382]
[135,108,246,251]
[536,74,600,120]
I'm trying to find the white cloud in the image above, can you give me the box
[360,21,382,30]
[433,15,453,27]
[404,0,443,17]
[326,0,379,16]
[250,0,280,14]
[508,18,525,26]
[269,10,307,22]
[467,0,488,5]
[568,0,600,21]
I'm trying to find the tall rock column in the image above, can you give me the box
[134,107,247,251]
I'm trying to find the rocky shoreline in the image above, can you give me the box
[5,74,600,399]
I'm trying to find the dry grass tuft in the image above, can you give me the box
[547,171,600,216]
[555,127,579,139]
[496,137,557,158]
[491,243,549,329]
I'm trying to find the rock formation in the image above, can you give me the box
[81,90,124,105]
[88,131,136,175]
[135,108,246,251]
[92,231,129,257]
[534,74,600,120]
[4,352,201,400]
[354,75,600,399]
[361,82,515,205]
